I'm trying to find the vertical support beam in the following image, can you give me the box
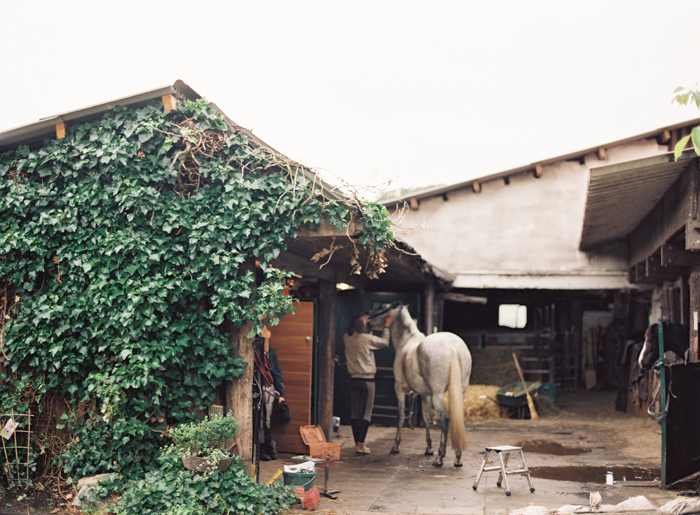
[659,324,667,488]
[689,271,700,362]
[436,294,445,333]
[225,258,256,470]
[424,281,435,334]
[317,277,337,442]
[226,320,255,467]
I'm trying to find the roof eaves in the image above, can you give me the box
[0,80,345,203]
[0,81,200,153]
[381,115,700,206]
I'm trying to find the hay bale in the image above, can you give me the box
[464,385,503,419]
[445,385,504,419]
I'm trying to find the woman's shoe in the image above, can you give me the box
[355,446,371,456]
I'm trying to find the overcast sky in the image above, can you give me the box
[2,1,700,197]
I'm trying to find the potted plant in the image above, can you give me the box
[169,412,241,474]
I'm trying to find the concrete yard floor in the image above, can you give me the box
[258,390,697,515]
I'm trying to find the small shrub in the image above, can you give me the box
[169,412,239,460]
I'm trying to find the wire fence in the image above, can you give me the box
[1,410,32,482]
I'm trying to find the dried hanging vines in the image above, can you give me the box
[170,119,226,200]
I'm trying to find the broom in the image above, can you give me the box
[512,352,539,420]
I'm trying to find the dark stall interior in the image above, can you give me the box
[441,289,651,404]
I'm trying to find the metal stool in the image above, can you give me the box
[472,445,535,496]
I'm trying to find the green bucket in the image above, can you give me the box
[283,471,317,491]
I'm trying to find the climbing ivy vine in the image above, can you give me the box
[0,97,393,481]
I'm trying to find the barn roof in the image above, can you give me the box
[0,80,451,291]
[380,117,700,207]
[0,80,343,201]
[579,150,695,250]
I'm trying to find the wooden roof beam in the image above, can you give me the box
[661,241,700,267]
[162,94,178,111]
[55,122,66,140]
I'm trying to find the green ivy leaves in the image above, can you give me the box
[0,96,393,484]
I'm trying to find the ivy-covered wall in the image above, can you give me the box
[0,98,393,480]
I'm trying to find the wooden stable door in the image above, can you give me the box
[269,301,315,454]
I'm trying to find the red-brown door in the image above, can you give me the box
[269,301,315,454]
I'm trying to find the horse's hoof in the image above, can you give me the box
[390,447,399,454]
[425,450,434,456]
[454,461,463,467]
[432,458,443,467]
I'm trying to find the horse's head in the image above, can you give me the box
[365,301,403,331]
[638,324,658,370]
[638,322,690,370]
[398,304,412,326]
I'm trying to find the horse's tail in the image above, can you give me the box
[447,347,468,453]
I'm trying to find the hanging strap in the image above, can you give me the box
[254,345,274,387]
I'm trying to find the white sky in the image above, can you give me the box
[2,1,700,197]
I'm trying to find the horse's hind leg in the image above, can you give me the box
[455,451,462,467]
[432,395,448,467]
[421,395,433,456]
[391,388,407,454]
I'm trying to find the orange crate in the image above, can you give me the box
[299,425,341,461]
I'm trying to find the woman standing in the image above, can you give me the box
[344,312,393,455]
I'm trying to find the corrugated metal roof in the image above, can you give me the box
[579,151,694,249]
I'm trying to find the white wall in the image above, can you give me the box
[393,139,666,289]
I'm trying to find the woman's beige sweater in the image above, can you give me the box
[344,328,390,379]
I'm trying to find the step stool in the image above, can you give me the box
[472,445,535,496]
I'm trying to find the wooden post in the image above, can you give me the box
[225,258,256,469]
[424,281,435,334]
[317,277,337,441]
[688,271,700,362]
[55,122,66,139]
[225,320,255,467]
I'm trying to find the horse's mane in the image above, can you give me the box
[395,306,423,341]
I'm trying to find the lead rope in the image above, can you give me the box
[647,361,676,423]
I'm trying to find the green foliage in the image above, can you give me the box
[169,412,238,459]
[59,415,162,481]
[0,96,394,485]
[673,85,700,159]
[107,447,296,515]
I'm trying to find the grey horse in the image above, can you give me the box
[386,305,472,466]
